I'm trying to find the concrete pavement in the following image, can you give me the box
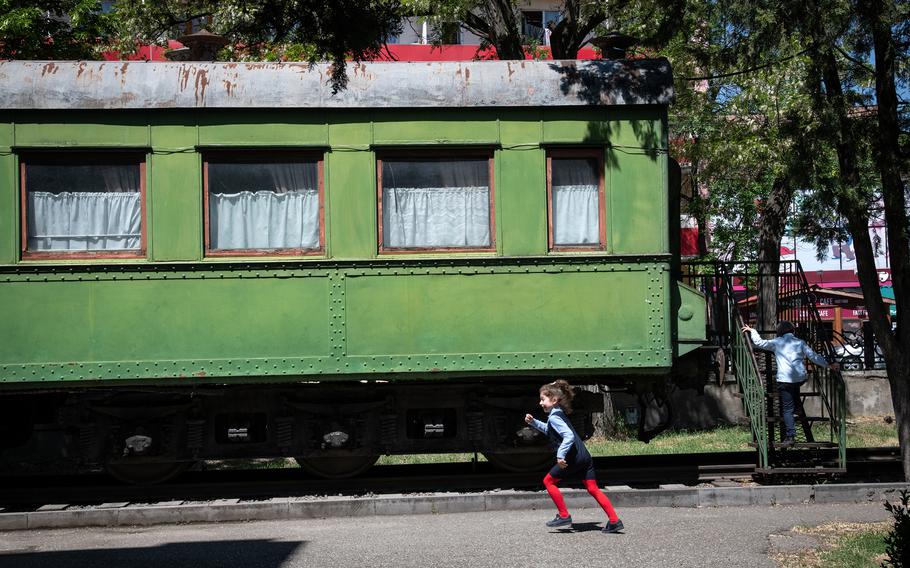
[1,481,907,531]
[0,502,893,568]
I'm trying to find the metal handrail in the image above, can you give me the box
[680,259,847,471]
[721,267,769,468]
[788,262,848,469]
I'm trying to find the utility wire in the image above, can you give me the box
[680,47,814,82]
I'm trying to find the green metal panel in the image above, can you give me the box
[198,110,329,146]
[345,271,652,355]
[149,151,201,261]
[326,150,375,259]
[609,152,667,253]
[497,147,547,256]
[372,109,499,145]
[151,121,197,150]
[541,108,664,149]
[0,258,672,383]
[14,111,149,147]
[0,277,330,364]
[0,104,679,389]
[149,113,202,261]
[0,151,15,265]
[674,281,707,356]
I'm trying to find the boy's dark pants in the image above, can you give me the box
[777,381,805,440]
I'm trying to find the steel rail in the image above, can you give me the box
[0,448,899,511]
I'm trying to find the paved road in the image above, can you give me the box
[0,503,891,568]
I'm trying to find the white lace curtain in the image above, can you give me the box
[382,159,491,248]
[551,158,601,246]
[208,161,320,250]
[26,163,141,251]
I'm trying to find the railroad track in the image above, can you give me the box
[0,448,900,512]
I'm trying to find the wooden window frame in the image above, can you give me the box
[377,149,497,254]
[203,150,326,258]
[19,151,147,260]
[546,148,607,252]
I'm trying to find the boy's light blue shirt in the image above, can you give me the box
[748,330,829,383]
[528,405,575,459]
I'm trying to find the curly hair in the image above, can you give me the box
[539,379,574,413]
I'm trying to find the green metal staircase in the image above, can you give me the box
[682,261,847,474]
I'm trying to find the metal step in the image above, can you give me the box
[766,416,830,423]
[765,391,822,398]
[750,441,839,449]
[756,467,847,475]
[769,441,838,450]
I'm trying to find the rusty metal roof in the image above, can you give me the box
[0,59,673,109]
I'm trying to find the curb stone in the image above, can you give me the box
[1,482,907,531]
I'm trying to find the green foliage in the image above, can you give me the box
[219,41,319,63]
[884,490,910,567]
[111,0,403,91]
[0,0,118,59]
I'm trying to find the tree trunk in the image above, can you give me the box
[756,177,795,333]
[862,0,910,477]
[550,1,604,60]
[814,0,910,477]
[462,4,525,60]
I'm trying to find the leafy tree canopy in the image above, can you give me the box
[111,0,403,91]
[0,0,117,59]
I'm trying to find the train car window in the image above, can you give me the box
[204,153,324,256]
[20,153,146,259]
[547,149,606,251]
[378,155,495,252]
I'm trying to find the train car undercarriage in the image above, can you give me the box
[0,379,682,483]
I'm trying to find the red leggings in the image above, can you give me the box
[543,473,619,521]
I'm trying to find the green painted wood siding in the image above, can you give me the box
[1,108,668,261]
[0,107,674,385]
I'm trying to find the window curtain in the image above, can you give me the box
[551,158,600,246]
[382,159,491,248]
[26,163,141,251]
[208,161,320,250]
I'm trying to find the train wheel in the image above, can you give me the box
[105,461,192,485]
[294,455,379,478]
[482,452,552,472]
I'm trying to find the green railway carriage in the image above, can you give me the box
[0,59,706,482]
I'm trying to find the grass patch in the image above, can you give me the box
[819,528,889,568]
[203,458,299,470]
[773,522,890,568]
[840,416,900,448]
[201,417,898,468]
[586,415,898,458]
[376,453,487,466]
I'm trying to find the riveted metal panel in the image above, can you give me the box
[0,257,672,384]
[0,275,332,371]
[344,270,651,355]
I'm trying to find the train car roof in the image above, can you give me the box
[0,58,673,110]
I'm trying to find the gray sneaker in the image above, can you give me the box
[545,514,573,528]
[602,519,624,533]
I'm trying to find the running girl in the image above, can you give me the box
[525,380,624,533]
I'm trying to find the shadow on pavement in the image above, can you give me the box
[0,539,305,568]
